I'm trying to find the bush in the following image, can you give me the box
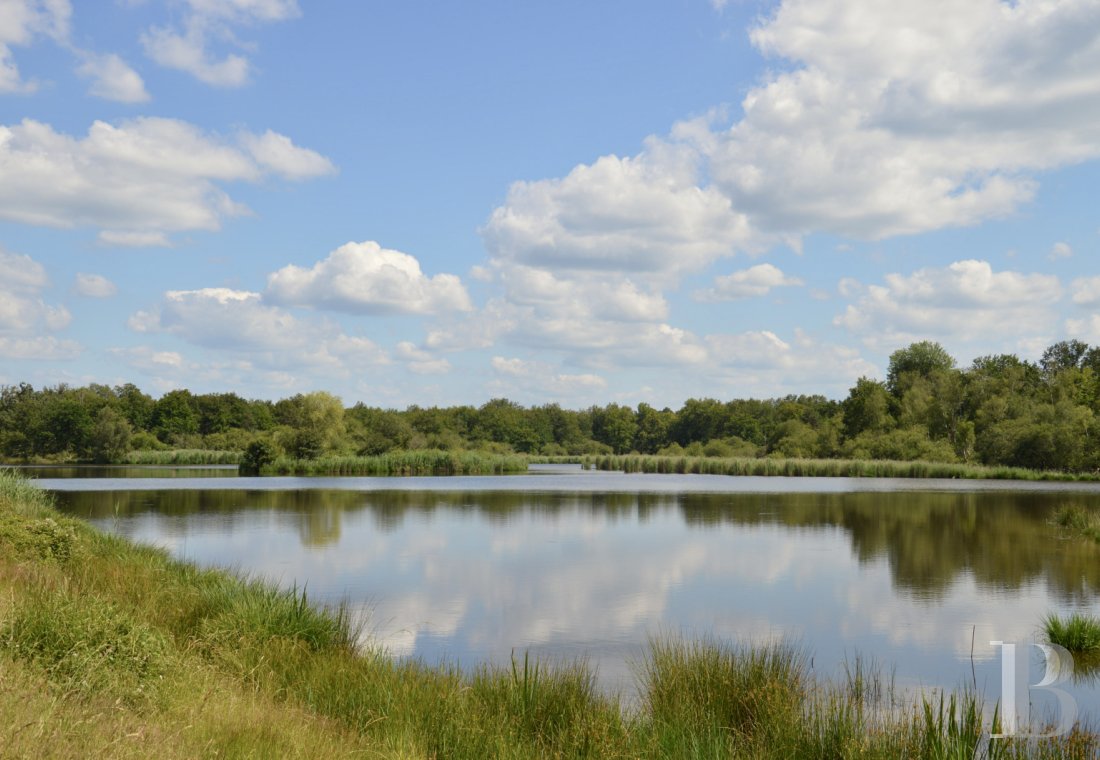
[240,440,279,475]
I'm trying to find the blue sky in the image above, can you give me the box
[2,0,1098,408]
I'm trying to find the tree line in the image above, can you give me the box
[2,339,1100,472]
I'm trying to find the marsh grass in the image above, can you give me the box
[261,449,531,476]
[124,449,242,465]
[1053,504,1100,544]
[2,470,1098,758]
[1045,612,1100,653]
[584,454,1097,482]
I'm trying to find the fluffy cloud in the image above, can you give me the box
[1066,315,1100,344]
[0,0,70,93]
[76,52,149,103]
[693,263,804,301]
[109,345,186,372]
[129,287,388,373]
[834,260,1062,348]
[702,0,1100,240]
[266,241,472,316]
[141,0,300,87]
[0,247,79,359]
[395,341,452,375]
[0,117,333,241]
[489,356,607,398]
[482,143,751,277]
[705,329,876,394]
[73,273,117,298]
[499,265,667,322]
[240,130,336,180]
[1071,276,1100,306]
[427,297,707,370]
[490,0,1100,277]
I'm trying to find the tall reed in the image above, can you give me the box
[261,449,530,476]
[124,449,242,465]
[583,454,1097,482]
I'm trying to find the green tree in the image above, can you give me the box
[1040,339,1089,378]
[591,404,638,454]
[90,406,133,463]
[151,390,199,443]
[634,403,673,454]
[886,341,956,396]
[841,378,894,439]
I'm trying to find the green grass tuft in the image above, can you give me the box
[1,587,174,709]
[1052,504,1100,544]
[1045,612,1100,653]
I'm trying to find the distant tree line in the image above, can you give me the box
[3,339,1100,472]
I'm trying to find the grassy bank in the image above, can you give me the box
[258,449,531,476]
[582,454,1100,482]
[2,470,1097,758]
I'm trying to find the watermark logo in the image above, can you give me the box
[989,640,1077,738]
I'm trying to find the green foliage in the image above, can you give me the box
[590,403,638,454]
[1044,612,1100,653]
[240,439,279,475]
[151,389,200,442]
[887,340,956,395]
[842,377,894,439]
[1,589,173,708]
[5,337,1100,474]
[89,405,133,463]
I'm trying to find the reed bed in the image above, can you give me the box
[1,469,1097,758]
[124,449,242,465]
[582,454,1099,482]
[260,449,531,476]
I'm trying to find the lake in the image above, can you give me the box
[27,464,1100,728]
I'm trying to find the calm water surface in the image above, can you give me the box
[36,466,1100,722]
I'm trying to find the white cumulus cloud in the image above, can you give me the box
[694,263,804,301]
[141,0,300,87]
[73,273,117,298]
[0,117,333,242]
[0,0,71,93]
[482,143,751,277]
[266,241,472,316]
[240,130,336,180]
[395,341,452,375]
[705,328,875,395]
[129,287,388,375]
[489,356,607,399]
[76,52,149,103]
[0,247,79,359]
[834,260,1062,349]
[1071,276,1100,306]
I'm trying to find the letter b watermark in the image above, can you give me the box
[989,640,1077,738]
